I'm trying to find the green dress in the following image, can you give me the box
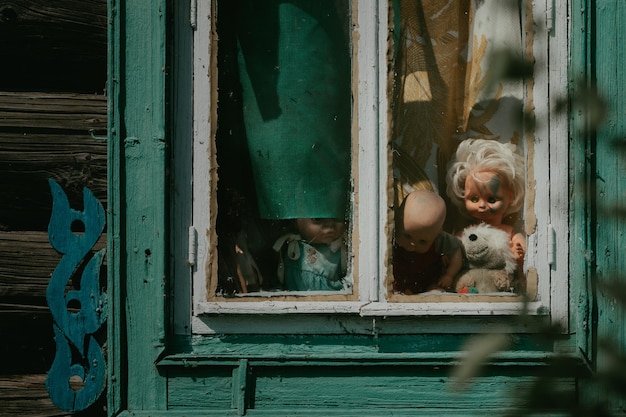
[274,234,346,291]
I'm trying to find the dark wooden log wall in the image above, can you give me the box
[0,1,108,415]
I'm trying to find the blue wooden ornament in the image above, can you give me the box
[46,179,107,411]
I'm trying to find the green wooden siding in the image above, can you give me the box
[167,365,575,413]
[582,0,626,411]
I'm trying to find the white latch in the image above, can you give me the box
[188,226,197,266]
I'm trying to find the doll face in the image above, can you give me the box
[463,170,513,226]
[395,222,440,254]
[297,218,346,244]
[395,190,446,254]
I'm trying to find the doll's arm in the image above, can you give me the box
[511,232,527,292]
[511,232,526,264]
[438,247,463,290]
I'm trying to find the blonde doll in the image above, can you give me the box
[446,139,526,275]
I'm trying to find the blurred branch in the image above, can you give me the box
[449,330,512,391]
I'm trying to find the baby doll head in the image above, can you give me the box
[395,190,446,254]
[296,218,346,245]
[446,139,525,223]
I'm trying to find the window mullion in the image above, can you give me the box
[355,1,383,302]
[548,0,571,330]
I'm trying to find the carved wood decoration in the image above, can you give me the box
[45,179,106,411]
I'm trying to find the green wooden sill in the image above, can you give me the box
[156,333,588,372]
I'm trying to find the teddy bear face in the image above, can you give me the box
[460,223,516,273]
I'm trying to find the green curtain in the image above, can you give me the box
[236,0,351,220]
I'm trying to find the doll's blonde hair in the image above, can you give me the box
[446,139,525,217]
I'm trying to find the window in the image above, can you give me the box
[172,0,569,334]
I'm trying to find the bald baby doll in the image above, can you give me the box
[392,190,463,294]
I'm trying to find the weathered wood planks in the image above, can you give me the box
[0,2,108,414]
[0,92,107,231]
[0,92,107,130]
[0,373,77,417]
[0,231,106,301]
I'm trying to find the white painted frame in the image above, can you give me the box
[172,0,570,335]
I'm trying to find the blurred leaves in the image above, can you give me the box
[503,341,626,417]
[609,136,626,153]
[596,278,626,309]
[504,359,581,417]
[449,269,626,416]
[449,331,512,391]
[443,4,626,416]
[596,340,626,398]
[556,81,608,136]
[488,48,534,83]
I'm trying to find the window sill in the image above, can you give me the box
[157,333,586,372]
[194,296,547,316]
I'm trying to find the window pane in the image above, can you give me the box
[389,0,529,298]
[214,0,353,296]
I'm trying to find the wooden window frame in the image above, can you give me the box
[169,0,570,335]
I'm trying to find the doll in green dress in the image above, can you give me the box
[273,218,347,291]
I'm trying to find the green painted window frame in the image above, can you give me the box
[172,0,571,334]
[107,0,598,415]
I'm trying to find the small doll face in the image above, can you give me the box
[395,190,446,254]
[463,170,513,225]
[395,223,439,254]
[297,218,346,244]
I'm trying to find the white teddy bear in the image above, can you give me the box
[455,223,517,294]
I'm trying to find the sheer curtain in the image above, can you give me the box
[391,0,526,216]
